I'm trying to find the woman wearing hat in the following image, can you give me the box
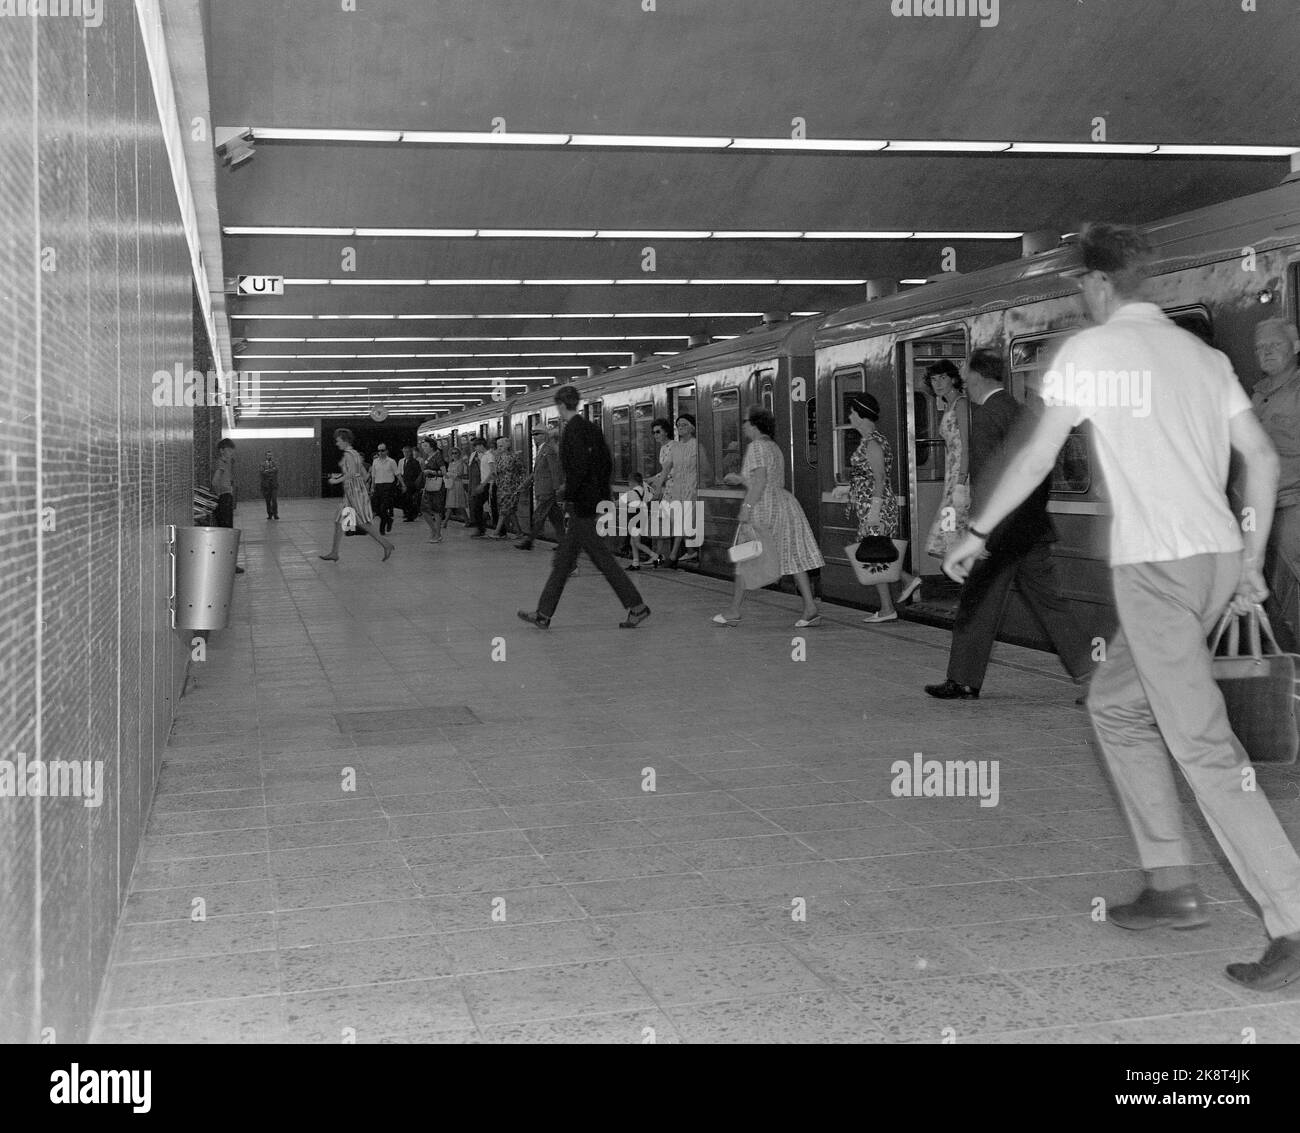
[847,393,921,622]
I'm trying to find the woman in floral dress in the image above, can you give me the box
[923,360,970,560]
[846,394,921,623]
[713,406,823,627]
[491,440,527,538]
[319,428,395,562]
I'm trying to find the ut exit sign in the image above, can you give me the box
[236,275,284,296]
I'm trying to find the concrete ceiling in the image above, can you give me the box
[205,0,1300,418]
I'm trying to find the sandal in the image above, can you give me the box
[898,577,923,605]
[711,614,741,627]
[863,611,898,623]
[794,614,822,628]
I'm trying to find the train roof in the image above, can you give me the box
[818,178,1300,343]
[420,313,818,432]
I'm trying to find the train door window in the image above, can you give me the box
[669,384,697,432]
[1010,333,1091,493]
[583,400,603,426]
[711,388,741,484]
[761,379,774,413]
[905,330,968,483]
[1165,306,1214,347]
[634,402,656,479]
[806,396,817,465]
[832,366,865,483]
[610,407,632,481]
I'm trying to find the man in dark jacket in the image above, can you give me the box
[518,386,651,629]
[925,348,1094,699]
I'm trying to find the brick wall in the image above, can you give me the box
[0,2,196,1044]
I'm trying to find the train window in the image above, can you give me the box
[1011,332,1092,494]
[669,384,697,429]
[711,389,741,485]
[761,380,774,413]
[914,391,938,481]
[1166,307,1214,347]
[634,402,656,479]
[610,407,632,482]
[832,366,865,483]
[905,330,967,481]
[806,396,817,465]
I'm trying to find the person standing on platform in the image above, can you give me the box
[518,385,651,630]
[211,437,244,574]
[417,439,446,544]
[943,222,1300,991]
[369,443,401,536]
[924,348,1093,700]
[319,429,395,563]
[444,445,469,528]
[1251,317,1300,651]
[516,420,565,551]
[259,450,280,520]
[467,438,492,537]
[491,437,525,539]
[399,445,424,523]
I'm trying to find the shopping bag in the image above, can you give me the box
[1210,604,1299,765]
[734,522,782,591]
[845,540,909,586]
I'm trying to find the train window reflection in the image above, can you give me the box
[610,407,632,482]
[634,402,656,480]
[1011,331,1092,495]
[832,367,865,483]
[712,389,741,485]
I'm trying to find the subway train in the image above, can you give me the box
[418,178,1300,651]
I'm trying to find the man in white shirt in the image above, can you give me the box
[369,443,401,535]
[943,222,1300,991]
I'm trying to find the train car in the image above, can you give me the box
[812,178,1300,650]
[418,316,821,578]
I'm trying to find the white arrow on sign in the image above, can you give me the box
[236,275,284,296]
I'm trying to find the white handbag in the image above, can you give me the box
[728,523,763,564]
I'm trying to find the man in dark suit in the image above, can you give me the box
[518,386,651,629]
[925,348,1094,699]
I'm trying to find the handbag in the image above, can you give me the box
[854,536,900,564]
[1209,604,1299,765]
[845,540,910,586]
[728,522,763,564]
[733,522,783,591]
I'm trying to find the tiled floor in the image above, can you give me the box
[91,500,1300,1044]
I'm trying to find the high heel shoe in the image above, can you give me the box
[898,577,923,605]
[381,543,394,562]
[318,553,339,561]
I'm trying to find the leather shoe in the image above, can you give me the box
[1108,884,1209,931]
[924,680,979,700]
[517,610,550,629]
[1225,934,1300,991]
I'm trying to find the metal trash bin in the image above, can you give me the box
[168,524,241,630]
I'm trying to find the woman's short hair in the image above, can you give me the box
[846,393,880,423]
[924,360,963,394]
[651,417,672,435]
[747,406,776,437]
[333,428,354,445]
[675,412,696,429]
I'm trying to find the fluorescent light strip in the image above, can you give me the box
[280,278,870,287]
[241,129,1299,158]
[242,352,631,360]
[233,313,765,321]
[225,226,1023,241]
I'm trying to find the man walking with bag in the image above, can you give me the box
[943,222,1300,990]
[518,386,651,629]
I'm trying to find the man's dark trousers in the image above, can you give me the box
[947,535,1094,689]
[373,483,398,534]
[213,493,235,528]
[538,514,643,617]
[524,492,565,544]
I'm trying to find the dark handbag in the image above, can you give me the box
[1210,604,1299,765]
[854,535,900,564]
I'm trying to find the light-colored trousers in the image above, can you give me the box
[1089,551,1300,939]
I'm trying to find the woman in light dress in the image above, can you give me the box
[319,428,394,562]
[443,446,469,527]
[651,413,709,567]
[714,406,823,627]
[923,360,971,561]
[846,394,921,623]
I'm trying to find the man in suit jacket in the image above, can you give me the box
[925,348,1094,699]
[518,386,651,629]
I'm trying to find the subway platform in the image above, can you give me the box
[91,500,1300,1044]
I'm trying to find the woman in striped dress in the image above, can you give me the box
[319,428,395,562]
[713,406,823,627]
